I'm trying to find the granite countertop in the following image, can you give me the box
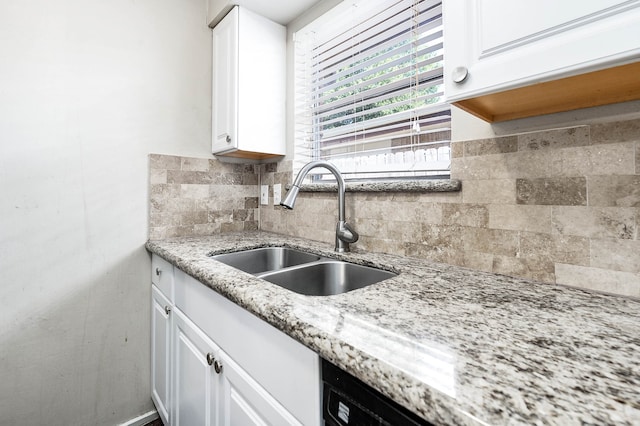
[146,231,640,426]
[293,179,461,193]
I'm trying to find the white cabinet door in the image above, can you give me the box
[173,309,221,426]
[151,285,172,426]
[444,0,640,101]
[212,6,238,154]
[211,6,286,159]
[218,351,303,426]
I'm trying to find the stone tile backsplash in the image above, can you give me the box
[515,177,587,206]
[260,118,640,298]
[148,118,639,298]
[149,154,258,240]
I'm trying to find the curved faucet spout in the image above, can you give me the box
[280,161,358,252]
[281,161,346,220]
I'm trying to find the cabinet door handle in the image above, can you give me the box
[206,353,215,366]
[214,359,223,374]
[155,267,162,276]
[452,66,469,83]
[164,305,171,315]
[225,135,231,144]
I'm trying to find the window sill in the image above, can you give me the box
[289,179,461,193]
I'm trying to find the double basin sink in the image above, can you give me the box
[211,247,396,296]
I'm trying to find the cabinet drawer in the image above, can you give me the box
[151,255,174,301]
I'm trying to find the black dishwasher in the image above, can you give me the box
[322,359,434,426]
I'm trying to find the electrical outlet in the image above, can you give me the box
[260,185,269,205]
[273,184,282,205]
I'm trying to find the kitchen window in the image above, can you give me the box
[293,0,449,182]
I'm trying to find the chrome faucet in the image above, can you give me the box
[280,161,359,252]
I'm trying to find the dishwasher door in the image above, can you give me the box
[321,359,433,426]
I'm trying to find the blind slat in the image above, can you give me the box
[313,6,442,75]
[312,36,443,102]
[294,0,449,181]
[312,103,450,144]
[316,87,444,133]
[314,62,444,118]
[312,0,441,58]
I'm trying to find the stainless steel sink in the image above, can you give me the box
[259,260,396,296]
[212,247,397,296]
[211,247,322,275]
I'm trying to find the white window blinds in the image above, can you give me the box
[294,0,450,182]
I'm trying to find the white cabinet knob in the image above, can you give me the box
[452,66,469,83]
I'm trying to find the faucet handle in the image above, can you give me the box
[337,222,359,244]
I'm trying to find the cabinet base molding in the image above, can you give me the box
[454,61,640,122]
[118,410,159,426]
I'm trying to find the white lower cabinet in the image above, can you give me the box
[151,285,172,425]
[150,254,320,426]
[173,308,219,426]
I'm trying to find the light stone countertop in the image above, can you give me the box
[146,231,640,426]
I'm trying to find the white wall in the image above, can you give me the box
[0,1,212,424]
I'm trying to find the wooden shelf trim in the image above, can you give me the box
[215,149,284,161]
[453,61,640,122]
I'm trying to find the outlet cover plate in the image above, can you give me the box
[273,184,282,205]
[260,185,269,205]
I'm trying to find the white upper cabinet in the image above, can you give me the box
[444,0,640,121]
[211,6,286,161]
